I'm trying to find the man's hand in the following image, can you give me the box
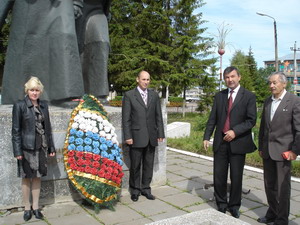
[286,151,297,161]
[49,152,56,157]
[16,155,23,160]
[203,140,210,151]
[125,139,133,145]
[223,130,236,142]
[158,138,164,142]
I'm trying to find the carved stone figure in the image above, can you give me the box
[0,0,111,104]
[75,0,111,99]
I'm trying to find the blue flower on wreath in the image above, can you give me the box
[108,154,114,160]
[86,131,93,138]
[93,148,100,154]
[100,143,108,151]
[70,128,77,135]
[101,151,108,158]
[76,145,84,151]
[76,130,84,138]
[116,157,123,166]
[106,140,113,148]
[99,137,106,144]
[75,138,84,145]
[111,149,118,157]
[92,141,100,148]
[92,133,99,141]
[84,137,92,145]
[68,144,76,150]
[68,136,75,143]
[84,145,92,152]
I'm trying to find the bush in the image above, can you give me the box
[109,96,122,107]
[167,97,183,107]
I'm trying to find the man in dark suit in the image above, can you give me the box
[257,72,300,225]
[203,66,257,218]
[122,70,165,202]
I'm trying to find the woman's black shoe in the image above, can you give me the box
[23,210,32,221]
[33,209,44,219]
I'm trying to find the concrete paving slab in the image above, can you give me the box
[47,212,101,225]
[42,201,85,219]
[166,164,185,173]
[161,192,204,208]
[170,168,207,179]
[184,202,215,212]
[149,208,187,222]
[154,186,183,198]
[129,199,175,217]
[93,204,144,224]
[240,198,264,213]
[117,217,153,225]
[244,189,268,205]
[166,172,186,183]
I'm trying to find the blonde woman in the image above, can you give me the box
[12,77,56,221]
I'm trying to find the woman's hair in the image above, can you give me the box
[24,76,44,94]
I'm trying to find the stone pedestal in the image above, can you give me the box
[0,103,167,209]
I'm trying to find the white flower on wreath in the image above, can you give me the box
[84,111,92,118]
[97,115,103,123]
[91,113,98,120]
[99,130,106,137]
[111,136,117,144]
[79,123,86,130]
[90,120,97,127]
[102,120,109,126]
[106,134,112,140]
[104,125,111,133]
[92,127,99,133]
[98,123,103,130]
[71,122,79,129]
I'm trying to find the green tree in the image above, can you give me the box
[108,0,215,97]
[230,50,254,91]
[256,66,274,105]
[0,13,11,86]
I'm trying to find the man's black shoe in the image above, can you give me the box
[141,192,155,200]
[229,208,240,218]
[257,217,276,224]
[23,210,32,221]
[218,207,226,213]
[131,194,139,202]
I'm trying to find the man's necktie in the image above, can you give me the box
[142,92,147,106]
[223,90,234,133]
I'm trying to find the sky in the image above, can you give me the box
[196,0,300,69]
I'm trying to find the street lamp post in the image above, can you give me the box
[290,41,300,95]
[256,12,278,71]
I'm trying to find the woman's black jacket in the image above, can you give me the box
[12,96,55,157]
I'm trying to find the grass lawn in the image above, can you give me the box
[167,112,300,177]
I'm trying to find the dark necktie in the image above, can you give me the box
[223,90,234,133]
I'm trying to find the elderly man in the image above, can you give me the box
[257,72,300,225]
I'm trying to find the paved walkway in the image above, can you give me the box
[1,148,300,225]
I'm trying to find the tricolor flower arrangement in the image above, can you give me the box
[64,95,124,211]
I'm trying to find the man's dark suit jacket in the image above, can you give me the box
[259,91,300,160]
[122,88,165,148]
[204,86,257,153]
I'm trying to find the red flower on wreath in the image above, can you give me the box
[76,151,84,158]
[85,153,93,160]
[93,154,101,161]
[92,161,100,168]
[68,151,75,157]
